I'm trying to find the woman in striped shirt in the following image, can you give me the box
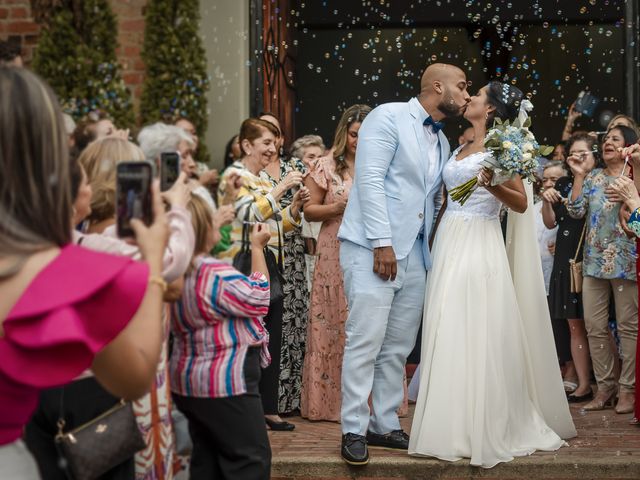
[170,194,273,479]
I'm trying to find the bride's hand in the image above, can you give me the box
[477,168,493,187]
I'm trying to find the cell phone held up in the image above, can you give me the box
[116,161,154,238]
[160,151,181,191]
[574,91,599,118]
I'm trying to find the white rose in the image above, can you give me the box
[502,141,513,150]
[523,142,533,152]
[522,152,532,160]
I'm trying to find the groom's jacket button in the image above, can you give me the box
[418,213,424,219]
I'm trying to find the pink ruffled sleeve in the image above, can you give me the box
[309,156,333,191]
[0,245,149,389]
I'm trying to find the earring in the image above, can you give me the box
[485,112,489,120]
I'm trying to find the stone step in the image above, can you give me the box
[272,453,640,479]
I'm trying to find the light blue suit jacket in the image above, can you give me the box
[338,97,450,270]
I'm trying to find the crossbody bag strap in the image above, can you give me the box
[275,214,283,272]
[572,222,587,262]
[241,203,252,253]
[56,388,66,437]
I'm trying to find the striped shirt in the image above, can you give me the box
[216,160,300,263]
[169,256,271,398]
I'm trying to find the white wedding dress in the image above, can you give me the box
[409,148,576,468]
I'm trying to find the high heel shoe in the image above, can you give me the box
[265,417,295,431]
[567,389,594,403]
[581,388,616,411]
[615,391,635,414]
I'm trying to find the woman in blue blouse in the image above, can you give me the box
[567,125,639,413]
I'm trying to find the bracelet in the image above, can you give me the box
[148,275,167,293]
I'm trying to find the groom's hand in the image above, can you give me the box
[373,246,397,281]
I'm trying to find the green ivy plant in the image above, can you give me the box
[32,0,135,129]
[140,0,211,164]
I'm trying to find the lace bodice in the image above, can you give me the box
[443,148,502,219]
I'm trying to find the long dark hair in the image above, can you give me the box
[607,124,639,147]
[223,134,239,169]
[485,81,524,126]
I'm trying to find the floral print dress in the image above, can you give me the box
[300,157,352,421]
[262,157,310,414]
[566,168,637,281]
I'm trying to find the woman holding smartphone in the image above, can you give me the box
[542,133,597,403]
[0,67,169,478]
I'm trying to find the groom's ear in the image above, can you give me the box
[433,81,443,94]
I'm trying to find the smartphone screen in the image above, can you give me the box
[116,161,153,238]
[160,152,181,191]
[575,91,599,117]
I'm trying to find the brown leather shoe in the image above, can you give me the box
[615,391,635,414]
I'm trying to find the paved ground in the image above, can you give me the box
[270,402,640,479]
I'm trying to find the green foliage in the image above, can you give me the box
[539,145,555,156]
[32,0,135,128]
[140,0,210,164]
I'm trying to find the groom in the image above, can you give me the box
[337,63,470,465]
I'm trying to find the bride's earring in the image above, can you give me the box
[485,111,489,120]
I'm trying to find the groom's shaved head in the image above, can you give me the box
[420,63,466,94]
[418,63,470,120]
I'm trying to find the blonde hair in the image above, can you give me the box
[0,67,72,254]
[78,137,145,225]
[607,114,640,137]
[187,193,214,259]
[332,104,371,178]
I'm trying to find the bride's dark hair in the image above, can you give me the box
[485,81,524,126]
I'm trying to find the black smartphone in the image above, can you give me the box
[160,152,181,191]
[574,91,599,117]
[116,161,154,238]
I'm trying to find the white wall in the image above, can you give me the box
[199,0,250,168]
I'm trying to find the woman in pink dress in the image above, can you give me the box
[300,105,371,421]
[0,67,169,478]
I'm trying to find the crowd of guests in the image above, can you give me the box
[0,49,375,477]
[3,39,640,479]
[535,112,640,419]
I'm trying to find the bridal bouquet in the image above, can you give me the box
[449,100,554,205]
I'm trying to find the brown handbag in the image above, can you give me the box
[569,223,587,294]
[55,399,146,480]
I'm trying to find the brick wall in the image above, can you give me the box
[110,0,146,105]
[0,0,147,111]
[0,1,40,63]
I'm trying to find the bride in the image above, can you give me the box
[409,81,577,468]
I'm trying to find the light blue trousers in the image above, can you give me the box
[339,239,426,435]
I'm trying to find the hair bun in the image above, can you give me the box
[486,81,524,123]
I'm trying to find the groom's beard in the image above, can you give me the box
[438,90,466,118]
